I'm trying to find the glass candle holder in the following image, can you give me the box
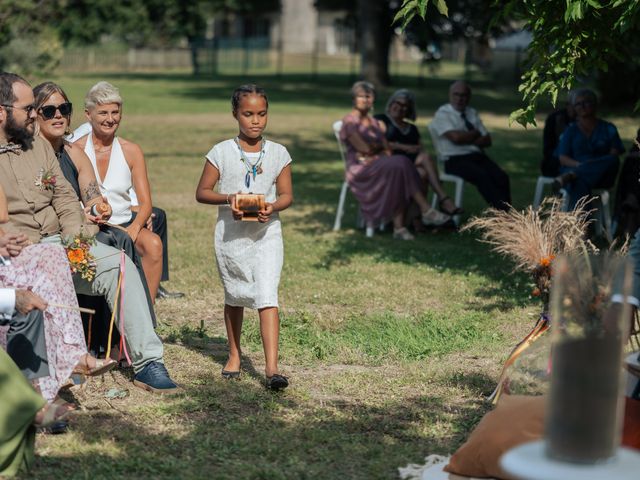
[545,253,632,464]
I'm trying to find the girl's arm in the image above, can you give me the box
[272,165,293,212]
[195,162,224,204]
[121,141,152,241]
[196,162,243,218]
[258,165,293,222]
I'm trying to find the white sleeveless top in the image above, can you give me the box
[84,135,133,225]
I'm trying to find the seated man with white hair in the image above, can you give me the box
[430,80,511,211]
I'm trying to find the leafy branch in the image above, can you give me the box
[394,0,640,127]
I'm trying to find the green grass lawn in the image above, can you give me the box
[24,68,639,479]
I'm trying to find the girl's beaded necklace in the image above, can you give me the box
[234,136,265,188]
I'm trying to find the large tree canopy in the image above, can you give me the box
[0,0,280,73]
[317,0,506,87]
[396,0,640,126]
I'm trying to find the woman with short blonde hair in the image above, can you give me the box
[76,81,164,301]
[84,81,123,110]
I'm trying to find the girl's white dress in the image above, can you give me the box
[206,139,292,309]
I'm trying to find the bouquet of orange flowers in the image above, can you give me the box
[63,230,97,282]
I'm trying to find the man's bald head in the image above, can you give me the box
[449,80,471,112]
[0,72,30,106]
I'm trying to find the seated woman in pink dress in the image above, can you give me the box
[0,185,115,404]
[340,81,451,240]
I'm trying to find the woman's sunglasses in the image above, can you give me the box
[39,102,73,120]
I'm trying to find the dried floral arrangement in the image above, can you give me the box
[62,229,97,282]
[553,252,632,337]
[462,197,605,402]
[462,197,597,312]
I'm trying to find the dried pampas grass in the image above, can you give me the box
[462,197,597,274]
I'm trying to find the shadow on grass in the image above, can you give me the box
[301,226,531,311]
[163,325,266,384]
[446,370,499,398]
[65,71,526,116]
[29,374,489,480]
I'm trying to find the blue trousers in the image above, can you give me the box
[560,155,619,210]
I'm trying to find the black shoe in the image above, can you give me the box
[439,196,464,216]
[265,374,289,391]
[38,419,69,435]
[133,361,180,394]
[221,369,241,380]
[156,285,185,300]
[552,172,577,193]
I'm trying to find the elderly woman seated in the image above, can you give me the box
[339,81,450,240]
[555,88,624,210]
[375,89,462,217]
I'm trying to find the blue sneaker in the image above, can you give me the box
[133,361,179,394]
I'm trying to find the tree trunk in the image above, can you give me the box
[358,0,393,87]
[189,41,200,76]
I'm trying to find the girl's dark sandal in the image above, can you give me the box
[265,374,289,391]
[221,369,241,380]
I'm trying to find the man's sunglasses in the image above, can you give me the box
[39,102,73,120]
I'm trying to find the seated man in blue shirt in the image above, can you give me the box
[556,88,624,210]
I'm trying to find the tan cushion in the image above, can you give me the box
[444,395,545,479]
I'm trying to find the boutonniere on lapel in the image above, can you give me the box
[35,168,57,191]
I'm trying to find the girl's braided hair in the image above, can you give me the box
[231,84,269,112]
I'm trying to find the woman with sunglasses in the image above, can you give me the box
[33,82,157,341]
[375,89,462,218]
[33,83,112,223]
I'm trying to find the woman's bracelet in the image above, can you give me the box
[226,193,231,205]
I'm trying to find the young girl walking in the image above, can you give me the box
[196,84,293,390]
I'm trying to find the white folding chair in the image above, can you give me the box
[532,176,557,210]
[332,120,374,237]
[533,175,576,213]
[560,187,612,242]
[427,124,465,226]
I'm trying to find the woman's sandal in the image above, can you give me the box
[265,374,289,391]
[33,398,74,429]
[59,373,86,391]
[439,196,464,216]
[72,354,117,377]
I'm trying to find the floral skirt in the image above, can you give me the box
[0,243,87,402]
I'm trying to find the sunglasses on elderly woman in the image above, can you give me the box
[39,102,73,120]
